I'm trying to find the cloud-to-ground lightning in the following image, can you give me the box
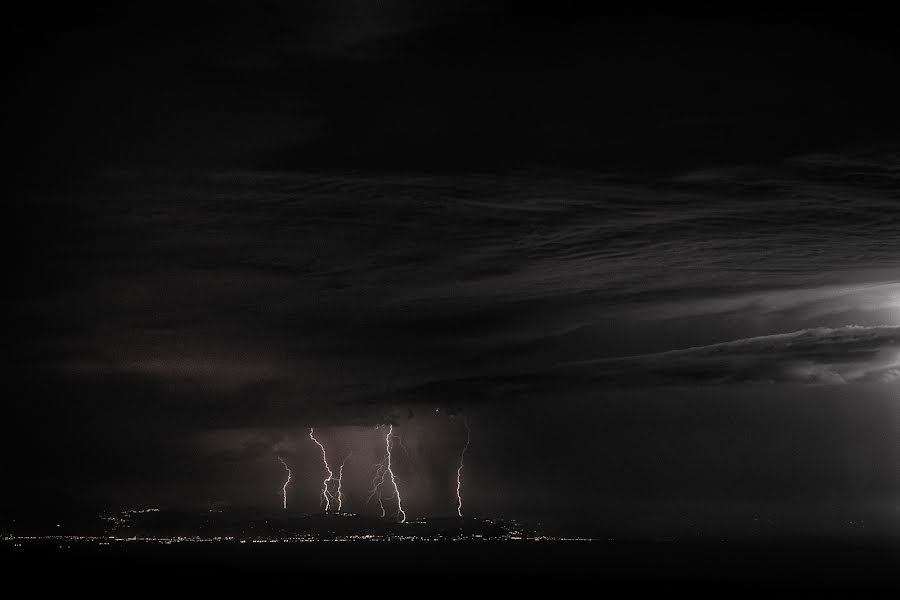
[396,434,413,459]
[336,451,352,512]
[385,425,407,523]
[367,453,389,517]
[276,456,291,510]
[309,428,337,512]
[367,425,406,522]
[456,419,471,518]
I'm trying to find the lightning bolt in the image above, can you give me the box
[335,451,352,512]
[395,434,413,459]
[367,453,389,517]
[276,456,291,510]
[309,428,337,512]
[385,425,407,523]
[367,424,406,522]
[456,419,471,518]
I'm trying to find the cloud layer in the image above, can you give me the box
[567,325,900,386]
[390,326,900,406]
[24,152,900,419]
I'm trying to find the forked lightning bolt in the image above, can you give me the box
[456,419,471,517]
[385,425,406,523]
[367,424,406,522]
[276,456,291,510]
[367,454,389,517]
[309,428,337,511]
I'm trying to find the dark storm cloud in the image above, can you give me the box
[7,4,900,522]
[11,3,900,178]
[402,326,899,404]
[20,150,900,426]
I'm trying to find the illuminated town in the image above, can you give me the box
[2,508,595,548]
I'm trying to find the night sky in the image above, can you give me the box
[7,3,899,539]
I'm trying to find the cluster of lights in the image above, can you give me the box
[2,526,556,546]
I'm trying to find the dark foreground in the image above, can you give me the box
[4,539,898,590]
